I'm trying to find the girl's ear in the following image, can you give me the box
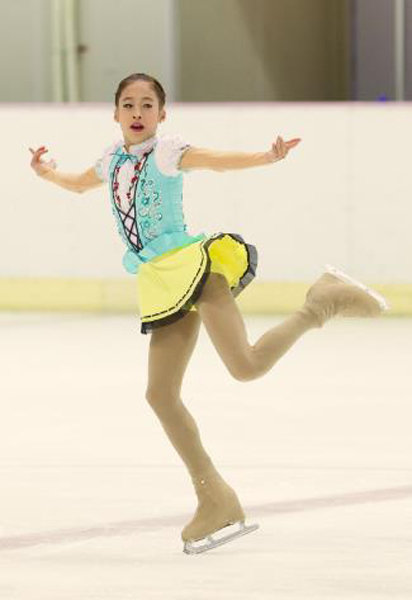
[159,109,166,123]
[114,108,119,122]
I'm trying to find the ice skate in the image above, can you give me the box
[301,264,390,327]
[182,473,259,555]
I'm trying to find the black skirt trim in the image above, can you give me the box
[140,233,258,334]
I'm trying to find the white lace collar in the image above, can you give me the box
[123,135,157,158]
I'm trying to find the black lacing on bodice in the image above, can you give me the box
[111,151,151,252]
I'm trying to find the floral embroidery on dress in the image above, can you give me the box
[137,162,163,242]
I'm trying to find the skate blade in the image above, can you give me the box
[183,521,259,555]
[324,264,390,312]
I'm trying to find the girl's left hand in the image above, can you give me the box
[266,136,301,163]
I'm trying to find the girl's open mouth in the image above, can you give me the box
[131,123,144,131]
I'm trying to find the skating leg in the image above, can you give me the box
[145,312,255,551]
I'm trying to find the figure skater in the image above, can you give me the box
[29,73,388,554]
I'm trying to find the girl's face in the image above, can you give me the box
[114,80,166,148]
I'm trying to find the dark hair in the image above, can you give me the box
[115,73,166,108]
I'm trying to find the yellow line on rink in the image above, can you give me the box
[0,279,411,315]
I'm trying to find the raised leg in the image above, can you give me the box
[195,273,316,381]
[195,268,386,382]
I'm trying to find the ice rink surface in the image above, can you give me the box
[1,312,411,600]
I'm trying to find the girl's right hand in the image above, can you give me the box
[29,146,57,178]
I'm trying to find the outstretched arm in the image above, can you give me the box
[179,136,301,172]
[29,146,103,194]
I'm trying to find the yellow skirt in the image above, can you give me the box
[137,232,258,334]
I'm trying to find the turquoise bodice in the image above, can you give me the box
[108,147,205,274]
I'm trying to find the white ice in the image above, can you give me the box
[0,313,411,600]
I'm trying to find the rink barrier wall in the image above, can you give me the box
[3,103,412,285]
[0,279,410,315]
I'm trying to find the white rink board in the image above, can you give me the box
[2,102,412,282]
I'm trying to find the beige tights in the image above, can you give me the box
[146,310,214,479]
[145,273,317,484]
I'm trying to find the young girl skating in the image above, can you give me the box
[30,73,388,554]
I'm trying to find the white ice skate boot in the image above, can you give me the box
[182,472,259,555]
[301,264,390,328]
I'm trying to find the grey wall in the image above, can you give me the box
[352,0,412,100]
[351,0,395,100]
[0,0,51,101]
[177,0,350,101]
[0,0,176,103]
[78,0,176,102]
[405,0,412,99]
[0,0,349,103]
[4,0,412,103]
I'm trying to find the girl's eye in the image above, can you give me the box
[143,104,153,109]
[123,103,133,109]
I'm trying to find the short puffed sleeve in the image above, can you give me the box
[154,134,191,177]
[94,141,122,182]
